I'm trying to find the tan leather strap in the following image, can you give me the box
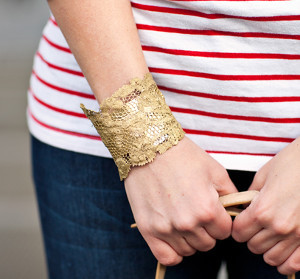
[132,191,296,279]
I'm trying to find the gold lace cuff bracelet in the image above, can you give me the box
[80,73,185,181]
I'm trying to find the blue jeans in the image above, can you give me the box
[31,136,292,279]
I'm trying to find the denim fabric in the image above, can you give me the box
[31,136,293,279]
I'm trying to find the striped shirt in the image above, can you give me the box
[27,0,300,172]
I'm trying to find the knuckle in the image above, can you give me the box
[253,204,271,226]
[277,266,290,276]
[219,220,232,239]
[247,242,263,255]
[219,230,231,241]
[272,221,293,236]
[156,251,182,266]
[198,239,216,252]
[196,205,217,225]
[153,221,173,236]
[231,232,243,243]
[288,259,300,273]
[232,225,245,243]
[174,216,197,232]
[180,247,197,257]
[263,253,278,267]
[201,210,216,224]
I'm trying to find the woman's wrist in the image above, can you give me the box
[81,73,185,180]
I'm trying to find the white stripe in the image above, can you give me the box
[43,19,70,48]
[138,29,300,55]
[30,74,96,113]
[173,111,300,141]
[136,0,300,17]
[28,109,112,158]
[152,73,300,98]
[33,54,93,95]
[165,92,300,119]
[38,39,81,72]
[133,6,300,35]
[144,51,300,75]
[28,93,98,136]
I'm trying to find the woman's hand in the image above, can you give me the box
[232,137,300,275]
[124,136,238,266]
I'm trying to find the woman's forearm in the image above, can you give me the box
[47,0,149,103]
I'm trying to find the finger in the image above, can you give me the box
[277,246,300,275]
[183,226,216,252]
[204,201,233,240]
[232,206,262,242]
[247,229,282,254]
[148,219,197,258]
[248,167,268,192]
[181,187,233,240]
[213,170,238,197]
[145,235,183,266]
[172,212,217,251]
[264,239,300,267]
[157,232,197,257]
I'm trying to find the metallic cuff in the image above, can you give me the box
[81,73,185,180]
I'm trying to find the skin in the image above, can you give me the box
[232,137,300,275]
[47,0,149,102]
[48,0,300,272]
[125,136,237,265]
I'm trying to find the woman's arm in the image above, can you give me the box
[47,0,148,103]
[48,0,238,266]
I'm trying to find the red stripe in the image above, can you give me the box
[49,17,300,41]
[31,81,299,123]
[39,38,300,76]
[42,35,72,54]
[49,17,58,26]
[29,107,292,148]
[29,109,101,141]
[137,24,300,40]
[36,52,84,77]
[170,106,300,123]
[30,82,300,123]
[184,128,294,143]
[47,18,300,59]
[29,108,276,156]
[159,85,300,103]
[29,94,295,147]
[142,45,300,60]
[132,2,300,22]
[150,67,300,81]
[29,106,293,149]
[32,70,95,100]
[34,48,300,102]
[29,97,295,143]
[207,150,274,157]
[36,40,300,99]
[29,89,86,118]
